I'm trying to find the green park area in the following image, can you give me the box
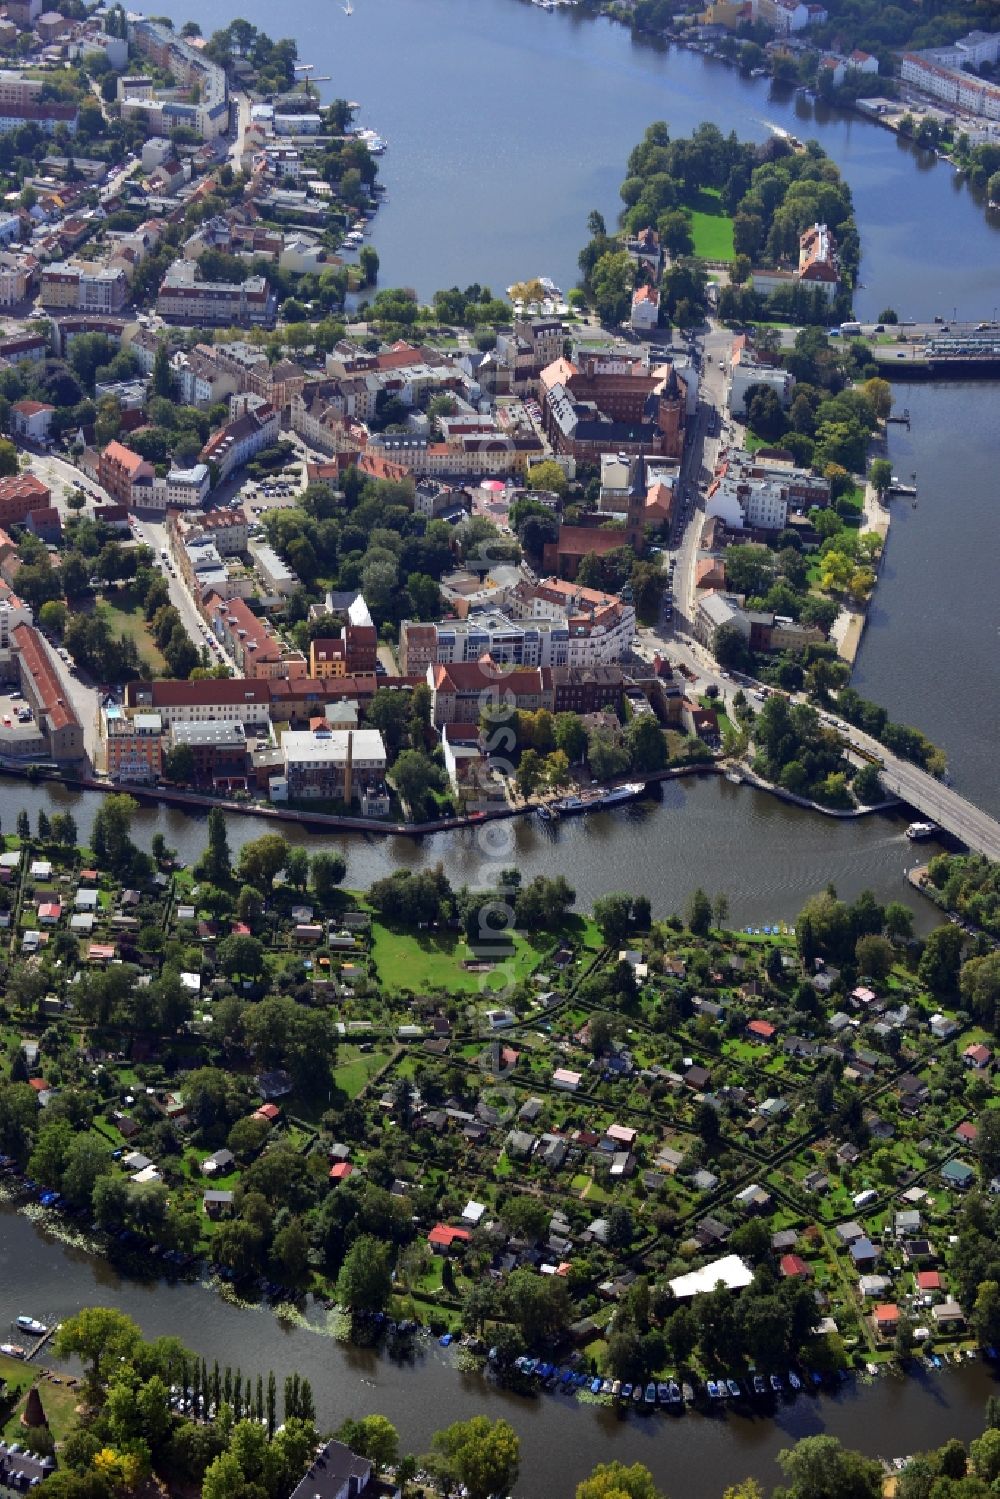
[685,188,735,261]
[95,589,166,674]
[371,922,550,995]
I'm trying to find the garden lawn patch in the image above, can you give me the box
[333,1046,392,1099]
[370,922,548,994]
[1,1367,81,1444]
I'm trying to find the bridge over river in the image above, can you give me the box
[838,720,1000,860]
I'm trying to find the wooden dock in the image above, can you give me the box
[23,1323,60,1362]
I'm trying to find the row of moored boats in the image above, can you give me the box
[536,781,646,822]
[512,1360,808,1407]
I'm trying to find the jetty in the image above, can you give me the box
[24,1324,59,1363]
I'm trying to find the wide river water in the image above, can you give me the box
[7,1,999,1489]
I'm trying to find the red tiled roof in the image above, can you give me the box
[127,677,272,709]
[328,1162,354,1181]
[0,473,49,506]
[553,524,634,558]
[101,440,148,477]
[779,1253,810,1278]
[916,1270,942,1291]
[432,661,547,696]
[748,1019,776,1039]
[428,1223,471,1249]
[13,623,80,734]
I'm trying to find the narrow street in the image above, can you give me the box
[135,517,239,675]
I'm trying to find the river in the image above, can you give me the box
[855,382,1000,820]
[151,0,1000,315]
[2,1204,997,1496]
[0,774,945,930]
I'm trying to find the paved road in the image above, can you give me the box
[839,726,1000,860]
[635,623,1000,858]
[136,517,238,674]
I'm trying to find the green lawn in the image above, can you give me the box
[683,188,735,262]
[1,1361,81,1445]
[95,590,167,674]
[333,1046,392,1099]
[370,922,550,995]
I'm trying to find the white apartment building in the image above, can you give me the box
[250,540,299,598]
[125,679,273,731]
[901,38,1000,122]
[199,397,280,483]
[282,727,387,800]
[728,358,796,416]
[156,259,276,327]
[706,449,829,531]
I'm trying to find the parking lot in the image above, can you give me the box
[0,686,41,750]
[241,475,303,518]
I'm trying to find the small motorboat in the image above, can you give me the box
[788,1370,802,1391]
[644,1382,657,1406]
[770,1374,783,1394]
[727,1379,742,1399]
[16,1316,47,1337]
[753,1374,767,1397]
[0,1343,26,1358]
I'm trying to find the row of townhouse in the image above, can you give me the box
[121,672,405,732]
[361,430,545,480]
[427,660,626,728]
[125,17,229,140]
[198,394,281,483]
[203,592,307,680]
[96,441,210,512]
[901,48,1000,122]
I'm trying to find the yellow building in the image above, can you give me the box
[309,638,347,678]
[699,0,753,28]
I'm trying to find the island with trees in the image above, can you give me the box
[2,802,1000,1435]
